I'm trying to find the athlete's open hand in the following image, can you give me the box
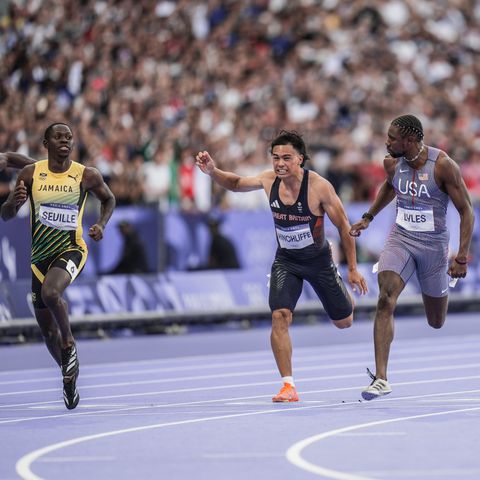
[88,224,104,241]
[348,269,368,295]
[195,151,216,175]
[13,180,28,207]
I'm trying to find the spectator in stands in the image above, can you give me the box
[142,148,172,211]
[206,216,241,270]
[109,221,150,275]
[1,0,479,210]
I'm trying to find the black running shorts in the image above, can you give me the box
[268,249,352,321]
[31,248,87,309]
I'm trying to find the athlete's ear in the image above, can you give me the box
[407,134,416,145]
[42,139,48,149]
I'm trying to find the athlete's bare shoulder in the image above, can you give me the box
[19,164,36,186]
[259,169,277,188]
[81,166,104,189]
[383,154,396,181]
[307,169,333,189]
[22,163,36,173]
[435,149,455,167]
[383,154,396,169]
[308,171,334,198]
[434,149,461,184]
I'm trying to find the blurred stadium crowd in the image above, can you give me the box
[1,0,480,211]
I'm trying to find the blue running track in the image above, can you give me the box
[1,312,479,480]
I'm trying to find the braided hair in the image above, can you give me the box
[391,115,424,141]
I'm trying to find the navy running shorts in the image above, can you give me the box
[268,248,352,321]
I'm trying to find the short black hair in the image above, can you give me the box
[270,130,309,167]
[44,122,72,141]
[391,114,424,141]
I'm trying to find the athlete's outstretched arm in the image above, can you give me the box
[0,152,36,171]
[322,180,368,295]
[195,151,266,192]
[350,157,396,236]
[82,167,116,241]
[0,166,33,221]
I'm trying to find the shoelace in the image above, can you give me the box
[366,368,389,390]
[276,384,296,398]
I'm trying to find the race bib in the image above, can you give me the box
[396,206,434,232]
[276,223,314,249]
[39,203,79,231]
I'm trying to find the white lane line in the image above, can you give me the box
[0,348,277,376]
[3,360,480,398]
[337,432,406,436]
[15,404,325,480]
[2,380,480,427]
[29,404,128,410]
[286,407,480,480]
[355,469,480,478]
[2,372,480,413]
[38,456,116,463]
[15,396,480,480]
[418,398,480,403]
[3,347,480,388]
[2,335,480,381]
[202,453,282,459]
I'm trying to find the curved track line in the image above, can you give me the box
[15,391,480,479]
[286,406,480,480]
[15,404,316,480]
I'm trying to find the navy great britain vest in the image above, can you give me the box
[269,169,327,260]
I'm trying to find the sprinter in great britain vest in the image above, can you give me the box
[269,169,327,259]
[268,169,352,321]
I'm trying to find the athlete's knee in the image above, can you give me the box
[271,309,292,332]
[41,285,63,308]
[333,315,353,329]
[427,313,446,329]
[377,290,397,315]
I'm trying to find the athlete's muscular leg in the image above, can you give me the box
[271,308,293,377]
[373,271,405,380]
[332,294,354,329]
[422,293,448,329]
[41,267,74,349]
[35,308,62,366]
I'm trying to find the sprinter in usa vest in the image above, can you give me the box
[196,130,368,402]
[350,114,474,401]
